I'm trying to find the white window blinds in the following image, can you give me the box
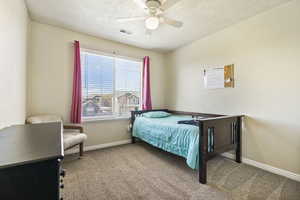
[81,50,141,119]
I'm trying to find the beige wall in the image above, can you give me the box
[0,0,29,129]
[27,21,166,146]
[165,1,300,174]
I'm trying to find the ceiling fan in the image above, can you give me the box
[117,0,183,33]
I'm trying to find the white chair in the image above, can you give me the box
[26,115,87,157]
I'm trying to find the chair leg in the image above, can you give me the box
[79,142,84,158]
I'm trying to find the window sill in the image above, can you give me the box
[82,116,130,123]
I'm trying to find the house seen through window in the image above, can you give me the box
[81,50,141,119]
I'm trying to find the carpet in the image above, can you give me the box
[62,143,300,200]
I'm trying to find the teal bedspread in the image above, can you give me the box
[132,115,199,169]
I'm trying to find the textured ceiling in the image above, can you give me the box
[25,0,291,52]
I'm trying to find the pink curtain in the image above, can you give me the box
[70,40,82,123]
[142,56,152,110]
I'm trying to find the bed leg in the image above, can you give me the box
[199,162,207,184]
[132,136,136,144]
[235,117,242,163]
[199,121,207,184]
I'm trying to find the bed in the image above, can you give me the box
[131,109,243,184]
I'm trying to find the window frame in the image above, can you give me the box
[80,48,143,121]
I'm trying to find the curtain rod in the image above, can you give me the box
[71,41,144,61]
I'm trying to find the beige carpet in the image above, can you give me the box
[62,143,300,200]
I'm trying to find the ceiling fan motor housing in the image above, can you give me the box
[146,0,161,9]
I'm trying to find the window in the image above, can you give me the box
[81,49,141,119]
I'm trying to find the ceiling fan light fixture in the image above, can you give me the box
[145,16,159,30]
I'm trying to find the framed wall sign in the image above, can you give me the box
[204,64,234,89]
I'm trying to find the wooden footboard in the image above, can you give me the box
[130,109,243,184]
[198,115,243,183]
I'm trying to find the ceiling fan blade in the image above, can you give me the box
[117,16,146,22]
[160,16,183,28]
[160,0,181,11]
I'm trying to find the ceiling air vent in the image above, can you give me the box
[120,29,132,35]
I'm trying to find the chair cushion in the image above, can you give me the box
[63,132,87,150]
[26,115,62,124]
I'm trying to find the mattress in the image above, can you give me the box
[132,115,200,169]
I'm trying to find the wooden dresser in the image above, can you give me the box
[0,122,65,200]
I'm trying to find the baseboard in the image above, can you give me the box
[65,139,132,155]
[222,152,300,182]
